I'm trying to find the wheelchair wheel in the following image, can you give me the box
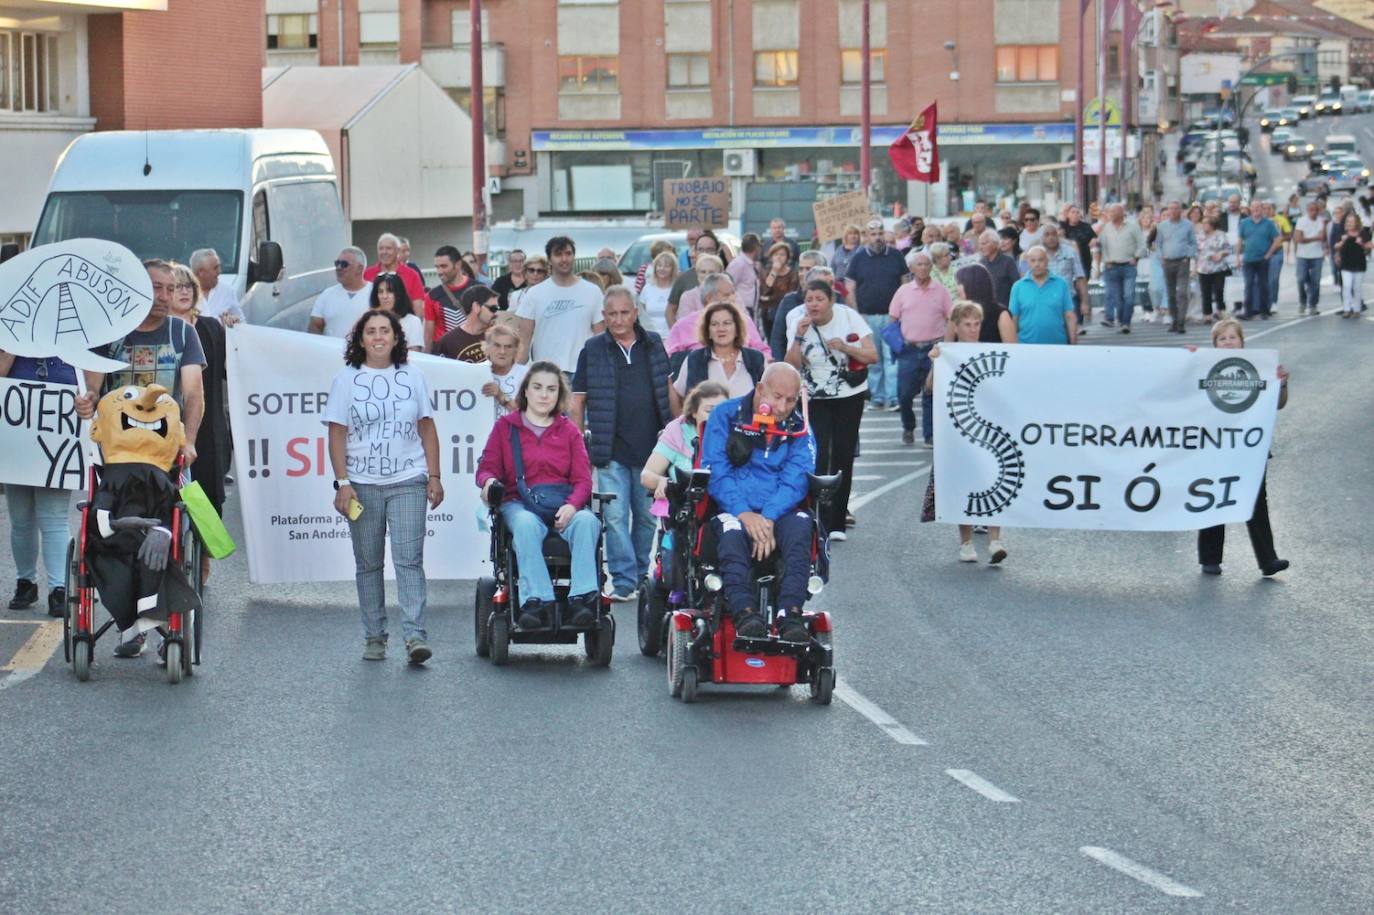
[165,640,183,685]
[474,577,496,658]
[586,615,613,668]
[668,625,689,697]
[72,640,91,682]
[63,539,76,664]
[680,665,698,703]
[810,667,834,705]
[637,577,666,658]
[490,612,510,666]
[183,612,197,678]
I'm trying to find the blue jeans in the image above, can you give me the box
[862,313,898,405]
[500,501,600,603]
[598,460,655,593]
[1103,264,1137,326]
[1267,250,1284,309]
[1297,257,1323,308]
[5,485,71,589]
[1242,260,1269,317]
[896,344,935,442]
[349,478,428,642]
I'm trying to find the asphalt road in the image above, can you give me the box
[1,294,1371,912]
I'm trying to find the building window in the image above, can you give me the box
[558,55,619,93]
[358,12,399,49]
[447,87,507,139]
[995,45,1058,83]
[667,53,710,89]
[755,50,799,87]
[1,233,30,252]
[266,14,318,50]
[0,30,59,113]
[841,49,885,84]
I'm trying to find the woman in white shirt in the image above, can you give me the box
[783,279,877,542]
[638,250,678,335]
[369,274,424,351]
[324,310,444,664]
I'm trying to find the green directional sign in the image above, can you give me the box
[1241,72,1288,86]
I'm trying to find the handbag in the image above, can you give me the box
[509,424,573,525]
[812,322,868,390]
[880,318,907,357]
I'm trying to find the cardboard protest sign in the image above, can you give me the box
[226,324,494,583]
[663,177,731,229]
[0,377,88,490]
[0,239,152,373]
[933,344,1280,530]
[812,191,872,242]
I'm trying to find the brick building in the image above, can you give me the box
[0,0,263,247]
[269,0,1174,220]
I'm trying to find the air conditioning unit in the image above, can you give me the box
[723,148,756,176]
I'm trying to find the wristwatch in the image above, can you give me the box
[333,479,351,490]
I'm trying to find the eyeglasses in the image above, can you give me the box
[174,283,195,291]
[334,260,354,269]
[525,267,548,274]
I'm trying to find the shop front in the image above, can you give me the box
[529,122,1074,220]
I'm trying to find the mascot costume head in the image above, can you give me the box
[90,384,185,469]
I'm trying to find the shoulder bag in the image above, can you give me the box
[509,424,573,524]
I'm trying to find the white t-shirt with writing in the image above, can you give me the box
[1294,215,1328,260]
[785,304,871,399]
[514,278,603,372]
[321,364,433,485]
[311,283,373,338]
[490,362,529,419]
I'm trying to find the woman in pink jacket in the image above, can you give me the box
[476,362,601,630]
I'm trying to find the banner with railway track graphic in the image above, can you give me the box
[932,343,1281,530]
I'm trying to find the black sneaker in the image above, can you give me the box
[1260,558,1290,577]
[567,592,598,627]
[901,430,915,445]
[516,599,545,630]
[8,579,38,610]
[1120,326,1131,334]
[113,632,146,658]
[1201,563,1222,576]
[735,613,767,639]
[776,613,809,644]
[47,588,66,618]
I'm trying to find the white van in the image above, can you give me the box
[1324,134,1358,157]
[31,129,348,331]
[1340,84,1360,109]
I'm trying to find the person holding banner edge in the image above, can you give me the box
[0,352,104,615]
[324,310,444,665]
[1195,318,1290,578]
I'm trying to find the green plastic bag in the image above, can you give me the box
[179,480,236,559]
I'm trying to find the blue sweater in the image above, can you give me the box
[701,392,816,521]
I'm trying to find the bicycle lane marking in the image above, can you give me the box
[0,620,64,692]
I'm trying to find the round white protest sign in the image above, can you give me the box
[0,238,153,372]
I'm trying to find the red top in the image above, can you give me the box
[364,262,427,306]
[422,277,474,338]
[476,411,593,509]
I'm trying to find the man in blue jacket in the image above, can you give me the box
[700,363,817,641]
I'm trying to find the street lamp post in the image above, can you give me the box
[860,0,872,195]
[470,0,488,273]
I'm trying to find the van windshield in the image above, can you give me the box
[33,190,244,273]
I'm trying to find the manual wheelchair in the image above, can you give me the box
[656,466,840,704]
[473,481,618,666]
[63,462,204,685]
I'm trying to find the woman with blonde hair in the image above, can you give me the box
[638,249,679,335]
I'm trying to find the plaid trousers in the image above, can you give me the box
[349,476,429,642]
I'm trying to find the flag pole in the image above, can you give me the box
[860,0,872,194]
[1097,0,1107,206]
[1075,0,1086,208]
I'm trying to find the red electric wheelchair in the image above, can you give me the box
[662,466,840,704]
[62,461,204,684]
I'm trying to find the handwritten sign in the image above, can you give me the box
[812,191,872,242]
[663,177,731,229]
[0,377,87,490]
[0,239,152,373]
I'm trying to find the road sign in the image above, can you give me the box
[1241,72,1287,86]
[1084,97,1123,128]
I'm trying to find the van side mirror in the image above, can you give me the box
[255,241,284,284]
[0,243,19,264]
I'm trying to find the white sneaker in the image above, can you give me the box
[609,589,637,602]
[829,530,848,542]
[988,540,1008,564]
[959,541,977,562]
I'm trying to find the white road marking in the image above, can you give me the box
[945,769,1022,803]
[834,678,928,745]
[1079,846,1204,898]
[852,448,920,455]
[851,475,884,481]
[848,465,930,510]
[852,460,931,467]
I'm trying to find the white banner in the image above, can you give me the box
[0,377,89,490]
[226,325,494,583]
[934,344,1280,531]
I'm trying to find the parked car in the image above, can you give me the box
[1291,95,1317,118]
[616,230,744,279]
